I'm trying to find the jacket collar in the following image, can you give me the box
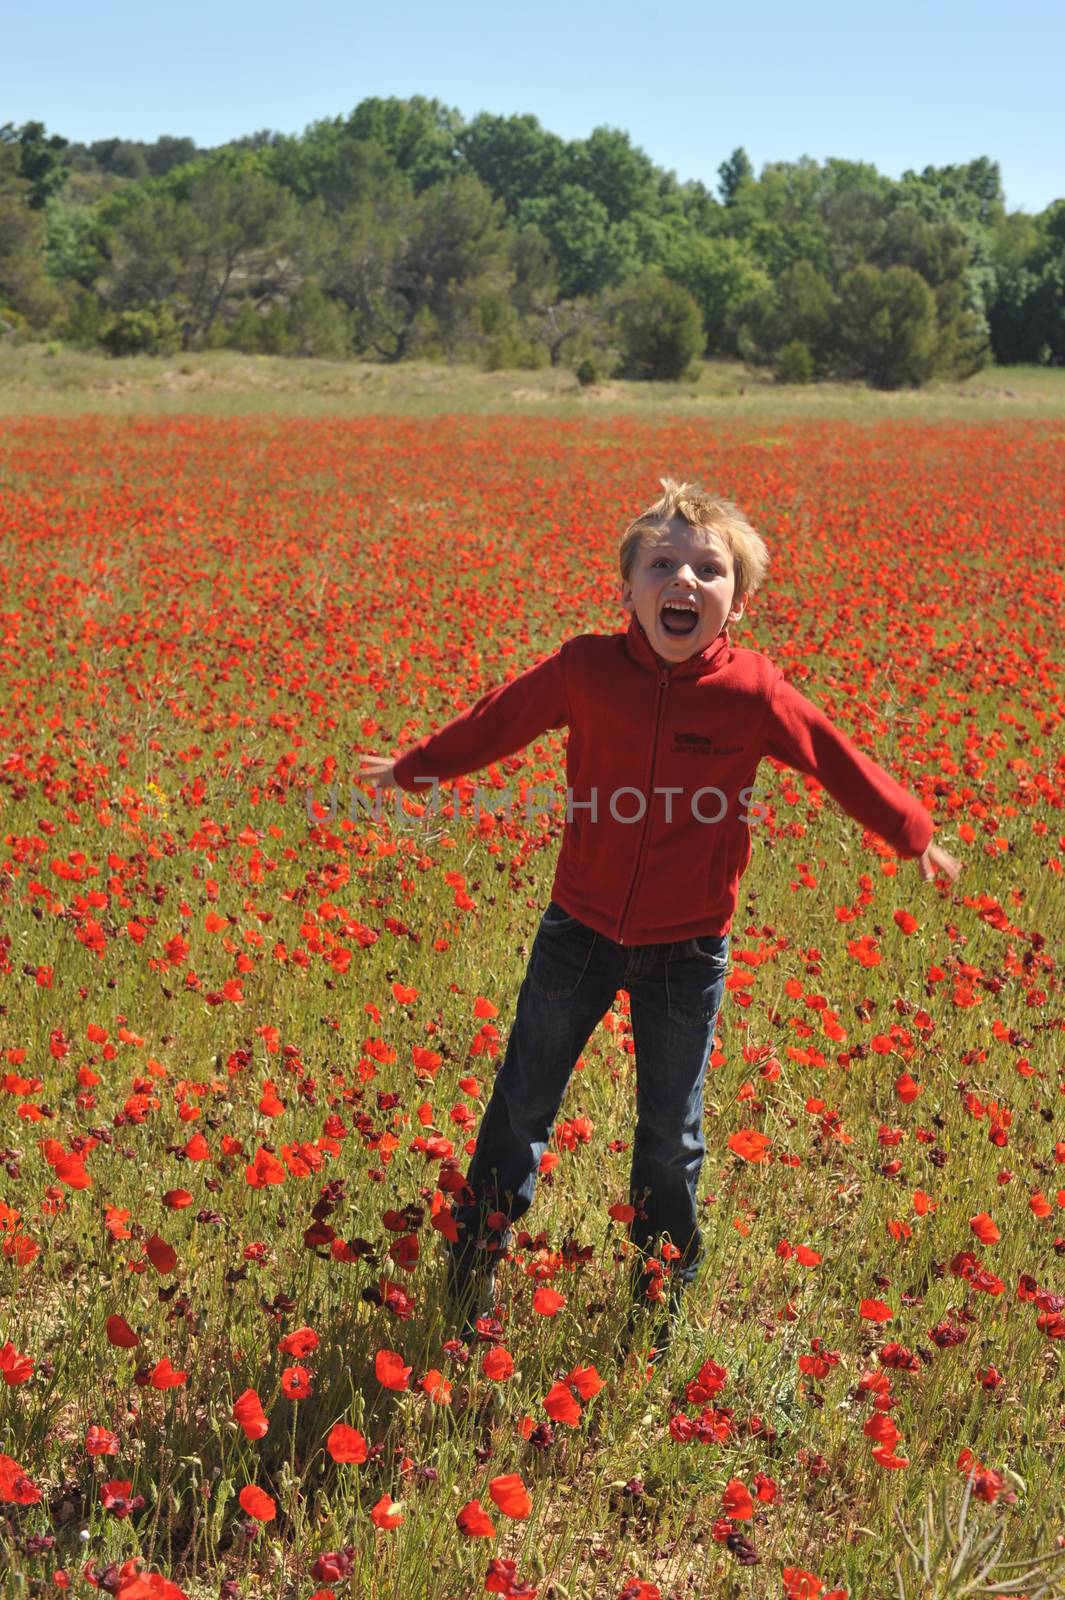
[623,616,730,679]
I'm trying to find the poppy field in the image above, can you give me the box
[0,412,1063,1600]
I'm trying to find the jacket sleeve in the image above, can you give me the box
[762,672,933,857]
[392,648,569,793]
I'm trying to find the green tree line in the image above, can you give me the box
[2,101,1063,386]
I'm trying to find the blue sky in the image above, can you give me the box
[4,0,1062,213]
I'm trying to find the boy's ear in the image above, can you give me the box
[728,591,747,625]
[619,581,635,615]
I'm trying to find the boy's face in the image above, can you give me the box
[620,516,746,667]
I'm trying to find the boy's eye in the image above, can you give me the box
[650,558,721,575]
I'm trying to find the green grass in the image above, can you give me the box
[2,342,1065,419]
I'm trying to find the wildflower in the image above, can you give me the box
[100,1480,145,1519]
[281,1365,313,1400]
[375,1349,411,1391]
[150,1358,187,1389]
[105,1314,139,1349]
[278,1325,319,1357]
[728,1129,772,1162]
[370,1493,404,1528]
[457,1499,496,1537]
[326,1422,368,1462]
[232,1389,269,1441]
[0,1342,34,1385]
[489,1472,532,1519]
[238,1484,276,1523]
[85,1426,121,1456]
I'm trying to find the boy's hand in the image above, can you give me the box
[917,841,962,884]
[357,753,398,791]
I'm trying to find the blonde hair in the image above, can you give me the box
[619,478,769,601]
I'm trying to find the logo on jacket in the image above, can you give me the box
[671,731,743,756]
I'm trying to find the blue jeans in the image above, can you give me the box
[451,902,729,1294]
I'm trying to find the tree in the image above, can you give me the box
[725,157,834,278]
[718,147,753,206]
[518,185,642,298]
[658,232,770,353]
[565,126,659,224]
[1,122,69,210]
[459,113,566,214]
[0,139,57,323]
[988,200,1065,365]
[100,153,303,345]
[345,97,463,193]
[614,270,704,380]
[898,158,1005,229]
[874,208,988,376]
[327,173,511,361]
[838,264,938,387]
[144,136,198,178]
[270,125,408,216]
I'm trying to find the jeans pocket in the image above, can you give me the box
[539,900,579,933]
[528,913,596,999]
[664,936,729,1027]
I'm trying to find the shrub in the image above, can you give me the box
[615,270,705,381]
[838,264,938,388]
[575,356,600,386]
[100,306,179,357]
[775,339,815,384]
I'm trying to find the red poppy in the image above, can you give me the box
[489,1472,532,1519]
[105,1314,139,1349]
[245,1146,286,1187]
[481,1346,515,1381]
[85,1425,121,1456]
[969,1212,1000,1244]
[144,1234,177,1275]
[565,1363,604,1399]
[543,1380,581,1426]
[278,1325,319,1357]
[531,1285,566,1316]
[457,1498,496,1537]
[375,1349,411,1391]
[150,1358,187,1390]
[858,1298,893,1323]
[100,1480,145,1519]
[0,1343,33,1386]
[326,1423,368,1463]
[720,1478,753,1520]
[238,1484,276,1522]
[0,1452,41,1505]
[419,1367,452,1404]
[233,1389,269,1441]
[281,1364,313,1400]
[370,1493,404,1529]
[727,1129,771,1162]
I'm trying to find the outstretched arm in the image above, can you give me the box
[357,648,569,795]
[764,674,961,881]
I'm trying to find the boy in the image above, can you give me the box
[359,480,961,1354]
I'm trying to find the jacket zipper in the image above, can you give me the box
[616,669,670,944]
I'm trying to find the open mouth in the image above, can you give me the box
[659,600,699,637]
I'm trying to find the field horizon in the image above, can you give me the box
[2,343,1065,423]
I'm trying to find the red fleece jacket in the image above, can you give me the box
[393,618,933,945]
